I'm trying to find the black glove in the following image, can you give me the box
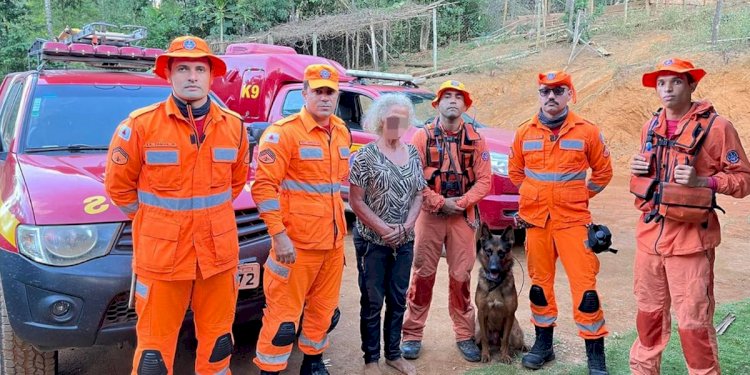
[587,224,618,254]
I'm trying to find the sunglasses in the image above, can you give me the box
[538,87,567,97]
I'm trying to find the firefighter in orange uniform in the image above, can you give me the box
[629,58,750,375]
[509,71,613,374]
[105,36,250,375]
[251,64,350,375]
[401,80,492,362]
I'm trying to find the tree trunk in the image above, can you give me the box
[382,23,387,66]
[420,18,430,52]
[370,23,378,70]
[711,0,723,45]
[566,0,575,33]
[624,0,629,23]
[432,8,438,71]
[45,0,53,40]
[503,0,510,24]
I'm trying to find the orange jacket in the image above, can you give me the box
[634,100,750,255]
[411,120,492,217]
[251,107,351,250]
[105,98,250,281]
[509,110,613,229]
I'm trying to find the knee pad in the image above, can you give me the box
[578,290,600,313]
[208,333,233,363]
[327,307,341,333]
[272,322,297,346]
[529,285,548,307]
[137,350,167,375]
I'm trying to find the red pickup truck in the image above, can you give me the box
[212,43,520,231]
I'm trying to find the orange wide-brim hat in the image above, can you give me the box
[642,58,706,88]
[154,36,227,80]
[431,80,473,109]
[537,70,577,104]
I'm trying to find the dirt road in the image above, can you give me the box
[57,172,750,374]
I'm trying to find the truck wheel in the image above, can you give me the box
[0,278,58,375]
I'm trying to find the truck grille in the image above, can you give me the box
[113,209,269,252]
[102,292,137,327]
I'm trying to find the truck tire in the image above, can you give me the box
[0,278,58,375]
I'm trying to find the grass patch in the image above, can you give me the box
[466,298,750,375]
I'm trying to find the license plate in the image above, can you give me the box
[237,262,260,290]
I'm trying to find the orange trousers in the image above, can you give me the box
[525,225,608,339]
[402,212,477,342]
[630,249,720,375]
[131,268,237,375]
[253,247,344,372]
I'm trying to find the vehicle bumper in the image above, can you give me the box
[0,236,270,351]
[478,193,519,231]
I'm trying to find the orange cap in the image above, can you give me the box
[304,64,339,91]
[537,70,577,103]
[642,58,706,88]
[154,36,226,80]
[431,80,473,109]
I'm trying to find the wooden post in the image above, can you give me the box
[355,31,360,69]
[567,10,583,65]
[624,0,629,23]
[589,0,594,16]
[345,32,350,68]
[535,0,541,49]
[266,33,274,45]
[312,33,318,56]
[382,23,387,66]
[711,0,724,46]
[370,23,379,70]
[503,0,510,24]
[542,0,548,47]
[566,0,575,33]
[432,8,438,71]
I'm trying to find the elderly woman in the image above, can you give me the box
[349,93,425,375]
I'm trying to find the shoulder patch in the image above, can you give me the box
[117,124,132,142]
[128,103,160,119]
[726,150,740,164]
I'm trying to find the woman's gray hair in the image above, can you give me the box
[362,93,417,135]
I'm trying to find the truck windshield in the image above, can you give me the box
[22,84,172,152]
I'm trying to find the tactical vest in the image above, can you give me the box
[629,108,724,223]
[423,120,481,198]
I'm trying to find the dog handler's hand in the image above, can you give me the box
[441,197,465,215]
[674,164,707,187]
[272,231,296,264]
[631,154,650,175]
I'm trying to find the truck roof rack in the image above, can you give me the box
[346,69,425,88]
[29,22,162,71]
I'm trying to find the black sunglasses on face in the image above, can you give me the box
[538,87,567,96]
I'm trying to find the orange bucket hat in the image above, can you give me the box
[304,64,339,91]
[154,36,227,80]
[432,80,473,109]
[642,58,706,88]
[537,70,577,103]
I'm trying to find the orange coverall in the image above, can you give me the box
[630,101,750,375]
[105,97,250,374]
[251,107,350,372]
[402,120,492,342]
[508,110,613,339]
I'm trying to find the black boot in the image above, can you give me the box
[585,338,608,375]
[300,353,329,375]
[522,326,555,370]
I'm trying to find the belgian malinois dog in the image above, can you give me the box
[475,223,528,363]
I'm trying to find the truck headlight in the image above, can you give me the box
[17,224,120,266]
[490,152,509,176]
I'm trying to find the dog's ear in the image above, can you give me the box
[501,225,515,246]
[480,222,492,242]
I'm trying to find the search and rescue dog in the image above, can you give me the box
[475,223,529,363]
